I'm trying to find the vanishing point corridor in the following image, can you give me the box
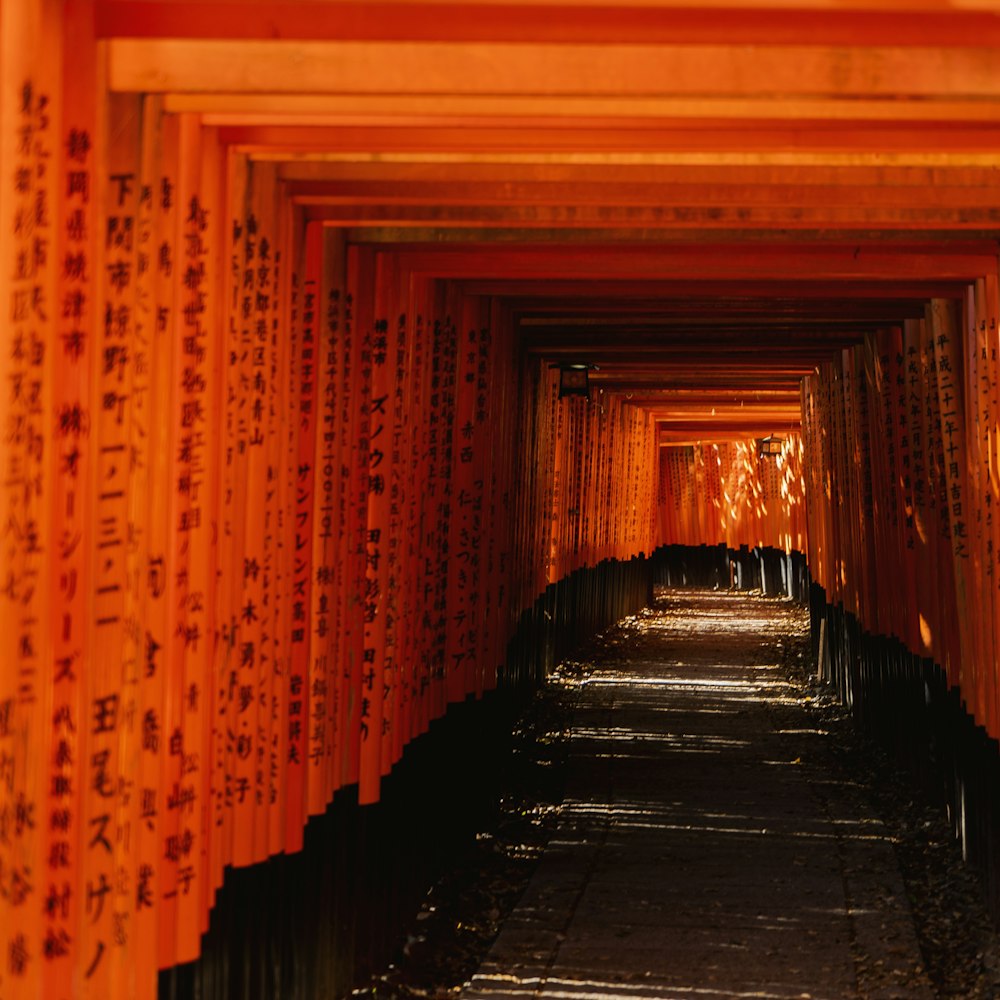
[10,4,1000,999]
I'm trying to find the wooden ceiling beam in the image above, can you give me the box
[164,94,1000,125]
[656,418,801,434]
[108,40,1000,100]
[346,225,1000,243]
[96,2,1000,48]
[607,378,808,390]
[288,179,1000,209]
[221,123,1000,155]
[514,302,926,321]
[617,390,802,402]
[658,434,785,445]
[594,365,818,374]
[521,315,900,327]
[377,243,999,281]
[548,361,839,373]
[260,152,1000,169]
[463,280,967,299]
[531,348,866,361]
[276,161,1000,187]
[301,201,1000,230]
[521,327,901,338]
[643,404,802,415]
[88,5,1000,423]
[527,331,872,345]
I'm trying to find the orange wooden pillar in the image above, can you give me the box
[45,1,98,994]
[283,216,320,844]
[443,293,479,704]
[316,230,343,802]
[932,298,981,722]
[1,3,63,997]
[891,327,922,655]
[979,276,1000,729]
[359,251,392,799]
[402,278,432,739]
[345,245,374,799]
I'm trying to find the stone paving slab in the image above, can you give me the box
[462,592,934,1000]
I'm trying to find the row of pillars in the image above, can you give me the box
[655,542,811,603]
[161,544,1000,998]
[811,582,1000,924]
[159,552,654,1000]
[659,543,1000,926]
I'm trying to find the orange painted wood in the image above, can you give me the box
[18,3,1000,992]
[271,179,294,854]
[389,272,416,757]
[0,3,61,997]
[230,157,263,868]
[84,89,142,995]
[107,39,1000,102]
[406,279,434,736]
[128,92,166,998]
[217,147,249,879]
[383,244,1000,285]
[981,276,1000,730]
[298,220,328,818]
[44,2,98,994]
[261,164,288,863]
[292,178,1000,212]
[276,210,309,844]
[312,228,345,803]
[197,122,226,921]
[346,244,374,797]
[94,1,1000,49]
[932,300,978,718]
[169,110,214,964]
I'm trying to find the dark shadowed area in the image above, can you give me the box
[359,591,1000,1000]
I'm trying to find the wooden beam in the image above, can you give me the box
[656,419,801,435]
[552,350,840,368]
[107,40,1000,99]
[347,224,1000,242]
[301,201,1000,230]
[374,243,1000,282]
[288,179,1000,209]
[658,434,781,445]
[596,366,816,376]
[461,279,968,299]
[645,405,802,417]
[276,160,1000,187]
[513,300,927,320]
[527,331,872,347]
[608,376,807,389]
[658,428,800,444]
[162,94,1000,125]
[220,122,1000,157]
[96,2,1000,48]
[623,390,802,402]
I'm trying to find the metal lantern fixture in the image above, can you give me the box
[757,434,784,459]
[557,363,599,400]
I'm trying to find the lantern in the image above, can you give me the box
[758,434,784,459]
[558,363,597,399]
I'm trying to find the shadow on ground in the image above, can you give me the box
[358,590,1000,1000]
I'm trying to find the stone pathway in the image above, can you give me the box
[462,591,933,1000]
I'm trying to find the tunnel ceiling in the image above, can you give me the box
[99,0,1000,442]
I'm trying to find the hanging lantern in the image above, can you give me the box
[758,434,784,459]
[557,363,597,399]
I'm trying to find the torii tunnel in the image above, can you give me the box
[5,1,1000,997]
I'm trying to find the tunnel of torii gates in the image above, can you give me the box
[8,0,1000,997]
